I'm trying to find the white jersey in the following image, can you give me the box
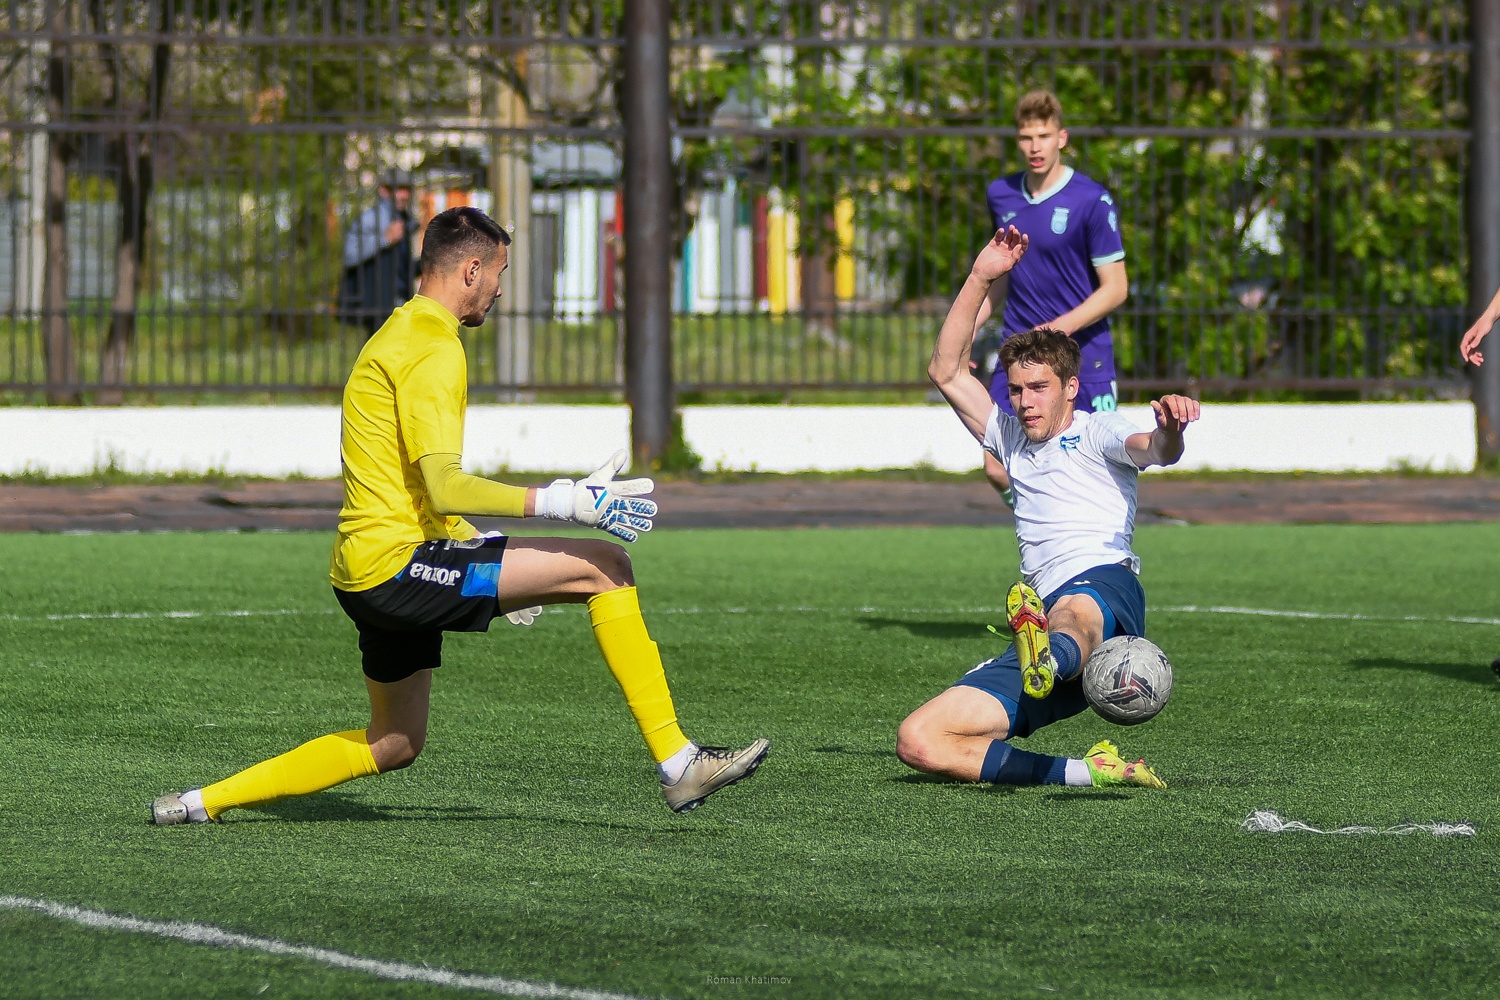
[982,406,1145,597]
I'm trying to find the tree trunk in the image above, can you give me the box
[42,3,78,405]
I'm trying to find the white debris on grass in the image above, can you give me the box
[1242,810,1476,838]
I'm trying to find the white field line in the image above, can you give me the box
[1156,605,1500,627]
[0,608,338,623]
[2,604,1499,627]
[0,895,649,1000]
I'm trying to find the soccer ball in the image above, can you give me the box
[1081,636,1173,726]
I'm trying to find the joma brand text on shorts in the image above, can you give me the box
[407,563,462,586]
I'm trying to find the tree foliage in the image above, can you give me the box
[7,0,1471,390]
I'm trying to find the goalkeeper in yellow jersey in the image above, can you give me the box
[151,207,768,824]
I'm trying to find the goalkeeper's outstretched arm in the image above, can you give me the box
[418,449,658,543]
[418,453,532,517]
[929,226,1029,443]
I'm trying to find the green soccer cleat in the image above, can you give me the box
[1084,740,1167,789]
[662,739,770,813]
[1007,581,1055,699]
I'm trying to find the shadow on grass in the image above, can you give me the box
[1349,657,1500,688]
[884,774,1018,795]
[1166,775,1263,788]
[811,745,898,758]
[860,617,997,640]
[1042,790,1131,801]
[242,793,705,833]
[884,774,1140,798]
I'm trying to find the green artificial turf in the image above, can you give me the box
[1,524,1497,999]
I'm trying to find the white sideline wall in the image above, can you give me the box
[0,402,1475,477]
[683,402,1477,474]
[0,405,631,478]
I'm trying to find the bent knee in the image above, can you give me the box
[372,733,424,772]
[896,719,943,773]
[582,539,634,592]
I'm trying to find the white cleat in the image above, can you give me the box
[151,791,210,826]
[662,739,770,813]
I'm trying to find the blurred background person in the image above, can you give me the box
[339,168,417,335]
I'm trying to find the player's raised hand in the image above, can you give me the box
[971,226,1029,283]
[1150,394,1201,434]
[535,449,658,543]
[1461,314,1494,366]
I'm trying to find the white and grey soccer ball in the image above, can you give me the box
[1082,636,1173,726]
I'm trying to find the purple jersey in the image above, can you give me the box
[986,167,1125,381]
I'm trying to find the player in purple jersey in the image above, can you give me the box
[972,91,1129,498]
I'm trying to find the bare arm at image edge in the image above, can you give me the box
[1460,283,1500,365]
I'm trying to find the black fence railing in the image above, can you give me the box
[0,1,1472,400]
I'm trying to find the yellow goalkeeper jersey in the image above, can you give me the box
[330,295,477,591]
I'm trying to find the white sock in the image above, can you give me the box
[658,742,698,784]
[180,788,210,823]
[1064,759,1092,787]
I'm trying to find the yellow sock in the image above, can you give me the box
[199,729,379,820]
[588,586,691,763]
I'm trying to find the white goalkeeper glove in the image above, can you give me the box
[533,449,657,543]
[505,606,543,626]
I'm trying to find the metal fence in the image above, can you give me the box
[0,1,1474,400]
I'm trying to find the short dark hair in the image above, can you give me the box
[998,328,1080,385]
[420,206,511,273]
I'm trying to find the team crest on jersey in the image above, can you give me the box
[1059,433,1081,452]
[1051,207,1069,234]
[1001,211,1017,224]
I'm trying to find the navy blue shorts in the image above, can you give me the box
[953,564,1146,738]
[992,375,1117,415]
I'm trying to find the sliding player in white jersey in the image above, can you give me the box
[898,226,1199,789]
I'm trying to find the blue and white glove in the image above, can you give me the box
[534,450,657,543]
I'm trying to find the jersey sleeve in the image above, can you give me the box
[1088,411,1144,469]
[1086,189,1126,267]
[394,337,468,462]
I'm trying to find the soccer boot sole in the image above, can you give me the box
[1007,582,1055,699]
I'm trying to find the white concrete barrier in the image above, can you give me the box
[0,401,1475,476]
[681,406,982,474]
[683,402,1476,474]
[1123,402,1476,474]
[0,405,630,478]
